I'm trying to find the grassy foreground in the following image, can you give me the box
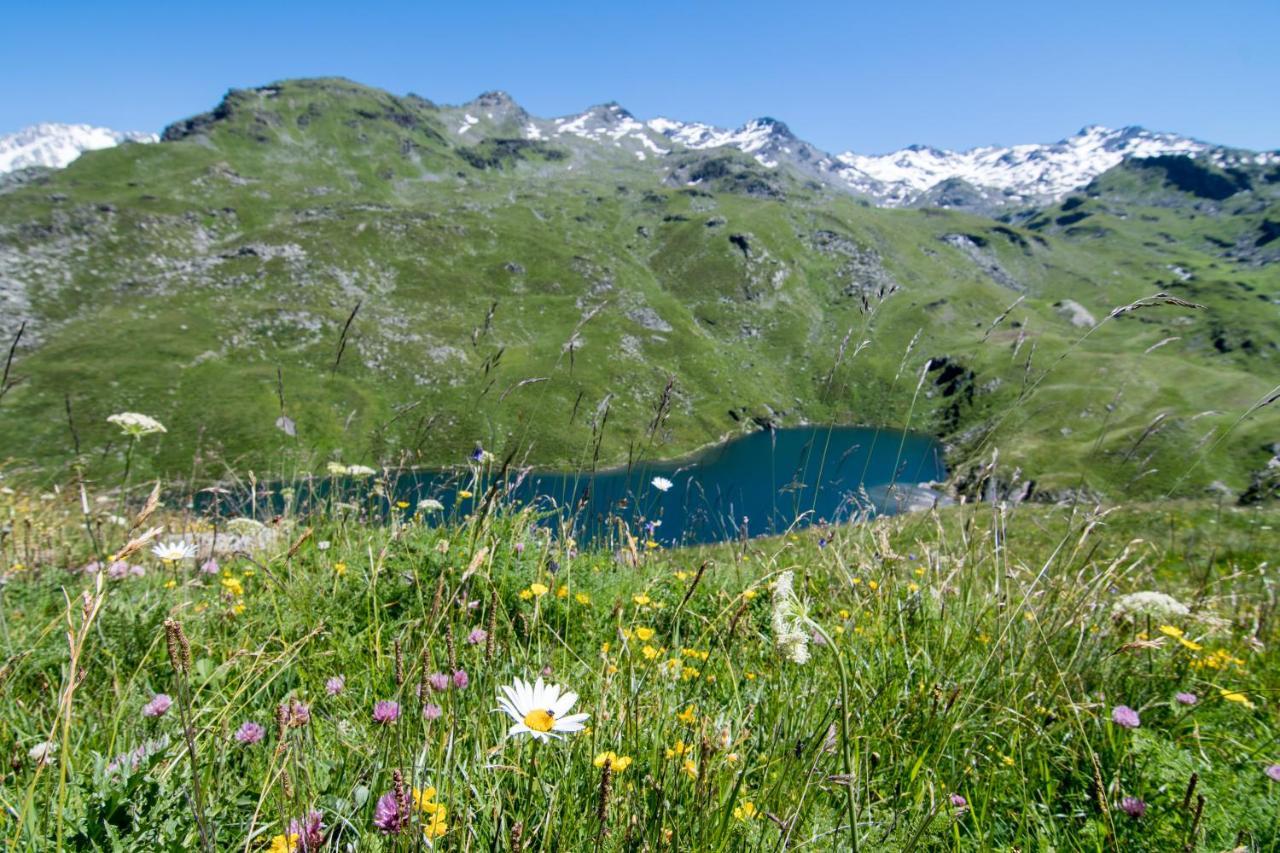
[1,475,1278,850]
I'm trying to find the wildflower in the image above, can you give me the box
[235,721,265,744]
[269,833,299,853]
[316,540,331,551]
[681,759,698,780]
[452,670,470,689]
[428,672,450,692]
[1119,797,1146,819]
[326,462,349,475]
[632,593,652,606]
[771,570,811,664]
[142,693,173,718]
[106,736,170,774]
[326,675,346,696]
[220,575,245,596]
[677,705,697,725]
[199,558,220,574]
[1157,624,1183,638]
[287,811,326,850]
[556,584,569,598]
[373,700,401,725]
[457,489,473,500]
[594,751,633,772]
[733,801,758,821]
[281,700,310,727]
[642,645,660,660]
[423,703,443,720]
[28,741,56,767]
[107,412,166,437]
[575,592,591,605]
[1266,765,1280,782]
[467,628,488,645]
[1220,688,1255,708]
[1111,705,1140,729]
[1178,636,1203,651]
[373,791,408,835]
[334,562,347,576]
[152,541,196,563]
[651,476,674,492]
[1111,591,1189,622]
[348,465,377,477]
[949,793,967,810]
[1175,691,1198,705]
[495,676,589,742]
[529,582,549,597]
[519,588,533,600]
[418,498,444,512]
[414,787,449,842]
[666,740,690,758]
[634,627,655,642]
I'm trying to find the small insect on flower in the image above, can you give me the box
[496,676,589,742]
[152,541,196,563]
[107,412,166,438]
[235,721,265,745]
[1111,705,1140,729]
[142,694,173,718]
[373,700,401,725]
[651,476,673,492]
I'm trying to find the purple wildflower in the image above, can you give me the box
[199,558,220,575]
[280,700,310,727]
[288,810,326,850]
[372,700,401,725]
[83,561,103,575]
[1120,796,1146,818]
[1267,764,1280,782]
[467,627,487,645]
[106,736,169,774]
[423,703,442,720]
[949,793,967,810]
[1111,705,1140,729]
[107,561,132,579]
[142,694,172,718]
[540,664,554,677]
[451,669,469,689]
[373,791,408,834]
[428,672,449,692]
[515,542,525,555]
[326,675,346,696]
[1175,692,1198,706]
[234,721,265,745]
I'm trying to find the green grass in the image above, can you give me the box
[1,474,1278,850]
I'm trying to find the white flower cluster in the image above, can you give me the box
[107,412,166,438]
[771,570,811,665]
[1111,590,1190,622]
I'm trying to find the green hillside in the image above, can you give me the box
[0,78,1276,498]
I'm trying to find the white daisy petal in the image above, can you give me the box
[552,691,579,717]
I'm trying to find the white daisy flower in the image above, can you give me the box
[495,677,589,742]
[152,541,196,563]
[651,476,673,492]
[107,412,166,438]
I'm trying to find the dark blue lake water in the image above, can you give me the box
[260,426,945,547]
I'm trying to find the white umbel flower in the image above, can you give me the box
[347,465,377,477]
[418,498,445,512]
[495,677,589,742]
[28,741,57,766]
[152,540,196,563]
[1111,591,1190,622]
[771,571,811,664]
[651,476,673,492]
[107,412,166,438]
[326,462,350,476]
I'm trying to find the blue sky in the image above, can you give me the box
[2,0,1276,153]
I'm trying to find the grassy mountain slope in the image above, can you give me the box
[0,78,1276,498]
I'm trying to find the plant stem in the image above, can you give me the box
[810,621,858,853]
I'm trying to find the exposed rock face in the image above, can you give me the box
[941,233,1024,291]
[1054,299,1097,328]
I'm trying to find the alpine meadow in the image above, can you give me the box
[1,67,1279,852]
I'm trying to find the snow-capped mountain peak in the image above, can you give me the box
[0,123,157,174]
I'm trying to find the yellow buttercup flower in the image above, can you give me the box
[632,593,652,606]
[666,739,689,758]
[530,583,549,597]
[733,801,758,821]
[457,490,473,499]
[1158,624,1183,638]
[269,833,299,853]
[334,562,347,576]
[642,645,660,660]
[519,588,533,600]
[556,585,569,598]
[575,592,591,605]
[681,759,698,779]
[677,705,697,724]
[220,576,244,597]
[634,627,655,641]
[594,751,633,772]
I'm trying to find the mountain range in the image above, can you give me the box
[4,95,1273,212]
[0,77,1276,503]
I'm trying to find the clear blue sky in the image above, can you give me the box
[2,0,1276,153]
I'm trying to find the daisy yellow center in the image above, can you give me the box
[524,708,555,732]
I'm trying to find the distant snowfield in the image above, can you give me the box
[0,123,157,174]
